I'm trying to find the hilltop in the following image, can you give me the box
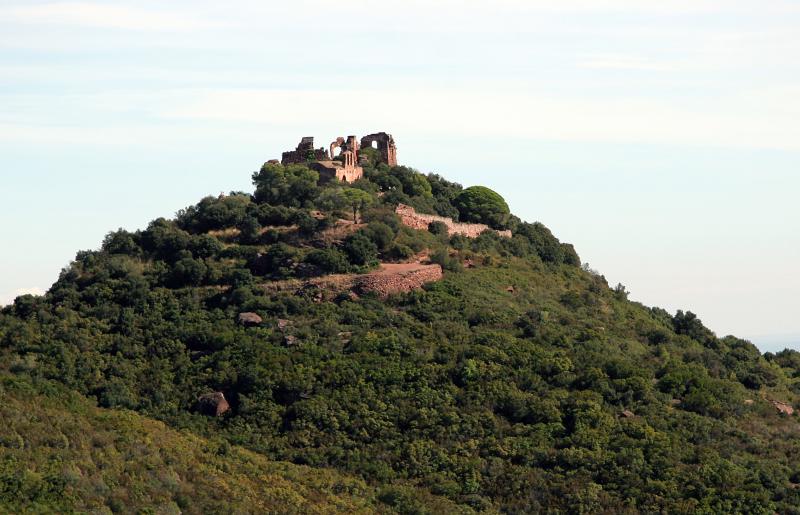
[3,134,800,513]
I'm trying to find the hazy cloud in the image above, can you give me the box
[0,287,45,306]
[0,2,218,31]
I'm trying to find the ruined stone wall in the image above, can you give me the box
[361,132,397,167]
[395,204,512,239]
[260,263,443,300]
[281,148,328,165]
[354,264,443,298]
[281,137,329,165]
[310,161,364,183]
[337,166,363,183]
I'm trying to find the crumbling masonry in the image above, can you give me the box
[281,137,329,164]
[279,132,398,183]
[395,204,512,239]
[360,132,397,167]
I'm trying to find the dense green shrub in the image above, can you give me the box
[428,221,449,236]
[343,232,379,267]
[176,194,252,233]
[304,249,350,274]
[363,222,395,252]
[237,216,262,244]
[251,243,299,278]
[252,163,319,207]
[453,186,510,229]
[102,229,141,256]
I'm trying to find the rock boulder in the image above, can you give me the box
[197,392,230,417]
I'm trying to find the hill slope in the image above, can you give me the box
[3,157,800,513]
[0,373,465,514]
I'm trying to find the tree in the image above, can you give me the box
[237,216,262,245]
[305,248,350,274]
[102,229,140,256]
[364,222,395,252]
[340,188,374,223]
[314,187,349,214]
[343,232,378,267]
[252,163,319,207]
[391,168,432,197]
[428,221,449,237]
[673,310,716,346]
[516,222,566,264]
[140,218,191,261]
[190,234,224,259]
[171,257,208,286]
[176,194,252,232]
[252,243,298,278]
[453,186,510,229]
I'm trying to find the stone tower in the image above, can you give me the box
[360,132,397,167]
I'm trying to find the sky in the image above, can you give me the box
[1,1,798,352]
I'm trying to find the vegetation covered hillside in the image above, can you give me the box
[3,154,800,513]
[0,373,462,514]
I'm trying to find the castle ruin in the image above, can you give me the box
[281,137,329,164]
[360,132,397,167]
[279,132,398,183]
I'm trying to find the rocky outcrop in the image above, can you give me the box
[238,312,263,326]
[395,204,512,239]
[771,399,795,415]
[197,392,230,416]
[261,263,443,300]
[354,263,443,298]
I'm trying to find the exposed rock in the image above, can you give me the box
[298,283,324,303]
[744,399,754,405]
[505,286,515,293]
[354,264,443,298]
[620,410,635,418]
[277,319,291,331]
[238,312,263,326]
[771,400,795,415]
[197,392,230,417]
[333,291,360,304]
[284,335,299,347]
[261,263,443,301]
[669,399,682,406]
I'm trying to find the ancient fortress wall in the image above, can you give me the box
[395,204,512,238]
[354,264,443,298]
[261,263,443,299]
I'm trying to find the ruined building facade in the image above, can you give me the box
[360,132,397,167]
[281,137,329,164]
[279,132,397,183]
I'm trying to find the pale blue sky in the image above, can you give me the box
[1,1,798,351]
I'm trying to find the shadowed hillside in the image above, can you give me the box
[0,373,466,514]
